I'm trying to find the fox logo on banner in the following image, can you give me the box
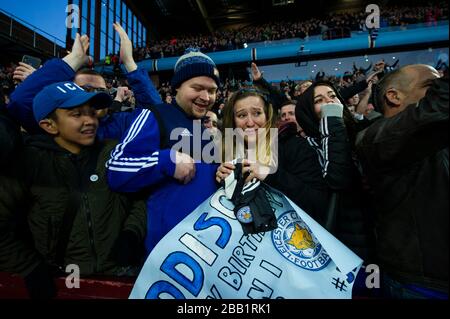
[130,187,363,299]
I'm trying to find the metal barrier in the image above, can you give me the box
[119,22,448,73]
[0,9,66,58]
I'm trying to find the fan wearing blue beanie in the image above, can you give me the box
[171,49,220,90]
[107,48,221,255]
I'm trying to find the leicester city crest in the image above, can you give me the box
[271,211,331,271]
[236,206,253,224]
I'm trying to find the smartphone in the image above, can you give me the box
[22,55,42,69]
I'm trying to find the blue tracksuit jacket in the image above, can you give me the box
[7,58,162,140]
[106,102,219,254]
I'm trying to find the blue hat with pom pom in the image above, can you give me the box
[171,48,220,89]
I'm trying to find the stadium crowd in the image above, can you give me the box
[120,2,449,60]
[0,2,448,301]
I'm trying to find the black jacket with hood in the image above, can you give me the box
[0,135,146,277]
[265,122,331,223]
[288,81,374,261]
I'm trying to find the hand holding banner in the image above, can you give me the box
[130,186,363,299]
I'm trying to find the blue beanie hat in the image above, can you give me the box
[171,48,220,89]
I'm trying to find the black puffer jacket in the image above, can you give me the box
[0,136,146,277]
[290,81,374,261]
[356,77,448,292]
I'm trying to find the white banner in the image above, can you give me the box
[130,187,363,299]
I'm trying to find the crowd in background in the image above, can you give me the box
[0,3,448,301]
[0,63,17,106]
[120,2,448,60]
[97,57,448,128]
[4,55,448,125]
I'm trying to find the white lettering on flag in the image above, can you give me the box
[130,187,363,299]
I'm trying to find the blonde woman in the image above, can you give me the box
[215,87,277,184]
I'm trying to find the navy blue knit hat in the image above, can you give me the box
[171,48,220,89]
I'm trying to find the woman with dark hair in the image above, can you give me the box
[293,81,374,262]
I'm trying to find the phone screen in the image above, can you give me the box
[22,55,41,69]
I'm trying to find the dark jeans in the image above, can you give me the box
[382,275,448,299]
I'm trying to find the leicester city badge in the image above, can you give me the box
[236,206,253,224]
[272,211,331,271]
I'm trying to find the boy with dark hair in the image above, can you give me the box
[0,81,146,299]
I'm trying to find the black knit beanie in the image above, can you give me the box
[171,48,220,90]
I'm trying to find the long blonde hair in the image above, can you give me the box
[220,88,277,166]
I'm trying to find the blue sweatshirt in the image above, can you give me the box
[106,103,219,254]
[7,58,162,140]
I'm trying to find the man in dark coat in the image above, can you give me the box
[356,64,448,299]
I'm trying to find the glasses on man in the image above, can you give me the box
[81,85,108,93]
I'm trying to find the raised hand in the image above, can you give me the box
[114,86,132,102]
[63,33,92,71]
[366,70,382,84]
[73,33,90,60]
[373,60,385,72]
[113,22,137,72]
[251,62,263,81]
[13,62,36,82]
